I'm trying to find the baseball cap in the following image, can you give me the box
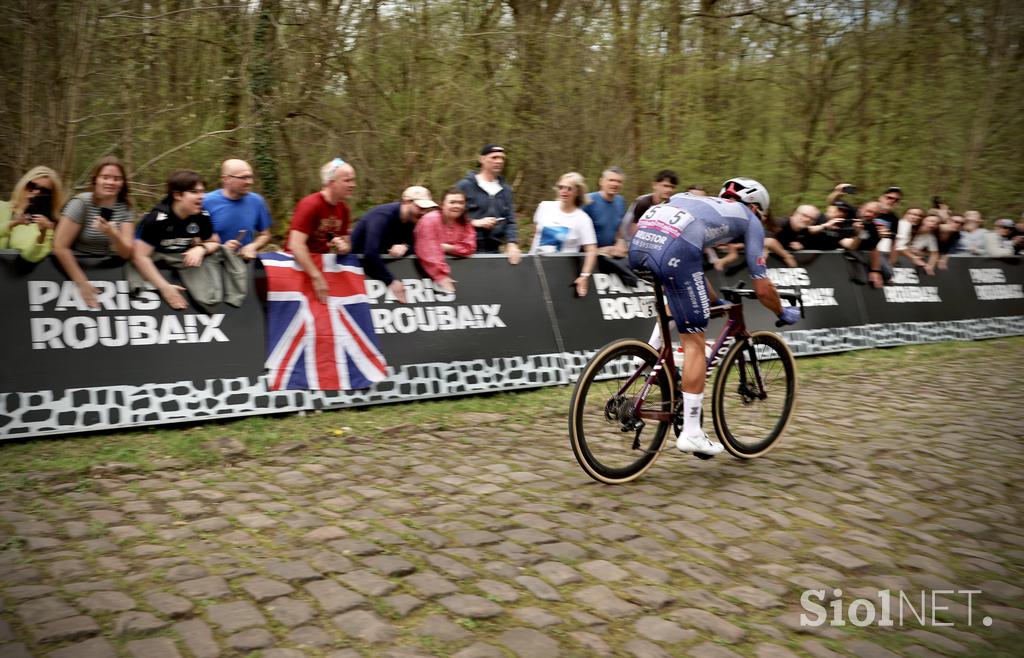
[480,144,505,156]
[402,185,438,209]
[994,218,1014,228]
[832,200,855,217]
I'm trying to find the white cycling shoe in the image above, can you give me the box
[676,431,725,457]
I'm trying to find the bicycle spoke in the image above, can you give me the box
[569,341,672,483]
[712,333,795,457]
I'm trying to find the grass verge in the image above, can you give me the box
[1,337,1020,482]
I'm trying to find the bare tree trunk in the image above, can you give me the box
[16,1,37,174]
[853,0,871,186]
[251,0,281,216]
[58,2,96,182]
[958,0,1012,209]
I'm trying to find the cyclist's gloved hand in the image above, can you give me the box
[777,306,801,326]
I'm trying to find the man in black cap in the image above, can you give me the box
[454,144,522,264]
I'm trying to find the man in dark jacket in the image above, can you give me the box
[454,144,522,264]
[350,186,437,303]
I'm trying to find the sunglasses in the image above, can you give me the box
[556,184,574,191]
[27,180,52,192]
[226,174,254,181]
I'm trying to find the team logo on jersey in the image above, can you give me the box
[186,222,200,234]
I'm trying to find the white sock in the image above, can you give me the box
[647,320,675,351]
[682,392,703,437]
[648,323,662,350]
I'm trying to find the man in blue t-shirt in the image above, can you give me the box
[583,166,627,257]
[203,159,273,259]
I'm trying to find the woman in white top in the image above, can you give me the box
[896,211,939,275]
[529,172,598,297]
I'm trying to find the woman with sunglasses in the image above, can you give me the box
[528,172,598,297]
[0,166,66,262]
[52,156,135,308]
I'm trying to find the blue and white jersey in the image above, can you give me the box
[631,193,768,278]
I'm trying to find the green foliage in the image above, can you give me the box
[1,0,1021,238]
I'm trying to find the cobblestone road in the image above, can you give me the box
[1,342,1022,657]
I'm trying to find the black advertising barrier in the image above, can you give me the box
[537,254,657,351]
[713,251,871,331]
[540,250,876,353]
[858,255,1024,324]
[1,250,1021,439]
[0,253,265,393]
[353,255,561,367]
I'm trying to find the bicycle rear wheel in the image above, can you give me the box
[569,339,673,484]
[711,331,796,458]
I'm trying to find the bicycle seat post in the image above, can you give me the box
[652,279,672,354]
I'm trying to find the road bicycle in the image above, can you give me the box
[569,279,802,484]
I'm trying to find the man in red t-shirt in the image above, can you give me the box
[287,158,357,303]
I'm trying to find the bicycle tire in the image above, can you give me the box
[711,331,796,459]
[569,339,673,484]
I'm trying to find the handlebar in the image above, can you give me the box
[718,284,804,327]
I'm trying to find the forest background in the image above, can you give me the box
[2,0,1022,244]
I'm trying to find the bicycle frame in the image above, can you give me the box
[616,281,757,426]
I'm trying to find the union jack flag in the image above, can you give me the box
[260,252,388,391]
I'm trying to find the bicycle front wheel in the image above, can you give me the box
[711,331,796,458]
[569,339,673,484]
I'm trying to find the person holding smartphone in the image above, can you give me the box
[454,144,522,264]
[52,156,135,308]
[0,165,66,262]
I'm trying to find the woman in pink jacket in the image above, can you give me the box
[414,187,477,293]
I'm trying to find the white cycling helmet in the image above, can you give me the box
[719,177,770,213]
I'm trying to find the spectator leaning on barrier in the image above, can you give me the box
[896,210,939,275]
[771,204,822,266]
[808,200,854,251]
[413,187,476,294]
[351,186,437,304]
[876,186,903,237]
[583,166,627,257]
[131,170,239,311]
[286,158,356,304]
[529,172,598,298]
[52,156,134,308]
[621,169,678,237]
[455,144,521,264]
[890,207,924,265]
[0,165,66,263]
[987,219,1016,257]
[936,214,962,269]
[843,201,890,288]
[204,159,272,259]
[958,211,988,255]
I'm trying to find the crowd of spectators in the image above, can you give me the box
[761,184,1022,287]
[2,147,1021,310]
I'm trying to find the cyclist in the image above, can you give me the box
[628,177,801,457]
